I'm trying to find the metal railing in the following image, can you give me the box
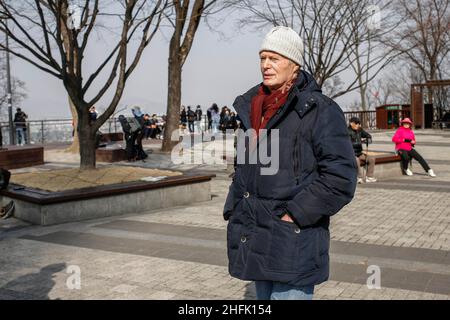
[0,111,379,146]
[0,117,124,146]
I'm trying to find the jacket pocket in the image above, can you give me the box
[266,218,299,273]
[266,219,321,275]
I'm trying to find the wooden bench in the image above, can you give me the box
[96,146,127,162]
[359,152,402,178]
[0,145,44,170]
[223,152,403,179]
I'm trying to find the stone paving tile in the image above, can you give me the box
[0,238,249,300]
[19,228,450,295]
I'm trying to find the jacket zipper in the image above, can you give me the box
[293,135,300,184]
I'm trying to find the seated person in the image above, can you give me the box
[348,117,377,183]
[392,118,436,177]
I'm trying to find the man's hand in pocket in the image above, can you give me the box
[281,213,294,223]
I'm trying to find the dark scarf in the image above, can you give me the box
[250,81,295,136]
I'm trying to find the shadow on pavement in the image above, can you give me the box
[0,263,66,300]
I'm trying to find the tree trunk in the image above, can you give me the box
[65,97,80,153]
[161,41,182,152]
[78,112,96,170]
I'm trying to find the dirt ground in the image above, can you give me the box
[10,166,183,192]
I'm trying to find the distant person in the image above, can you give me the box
[187,106,195,133]
[89,106,104,147]
[348,117,376,183]
[180,106,187,133]
[210,103,220,134]
[142,114,152,139]
[195,105,203,133]
[145,114,160,139]
[118,115,136,161]
[207,106,212,131]
[89,106,98,123]
[220,109,232,133]
[131,106,143,119]
[13,107,28,146]
[219,106,229,131]
[392,118,436,177]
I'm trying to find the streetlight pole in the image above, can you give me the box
[4,19,14,145]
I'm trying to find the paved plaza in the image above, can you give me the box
[0,130,449,300]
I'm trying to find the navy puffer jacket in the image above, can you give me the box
[223,71,357,287]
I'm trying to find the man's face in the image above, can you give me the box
[350,122,361,130]
[260,51,299,91]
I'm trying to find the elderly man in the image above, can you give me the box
[223,26,357,300]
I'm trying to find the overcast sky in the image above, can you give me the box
[9,10,357,120]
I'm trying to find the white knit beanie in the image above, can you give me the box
[260,26,304,66]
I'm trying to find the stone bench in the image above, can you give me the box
[1,173,215,225]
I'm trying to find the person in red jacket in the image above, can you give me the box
[392,118,436,177]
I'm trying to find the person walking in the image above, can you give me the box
[223,26,357,300]
[392,118,436,177]
[348,117,377,183]
[13,107,28,146]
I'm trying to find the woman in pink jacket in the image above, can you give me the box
[392,118,436,177]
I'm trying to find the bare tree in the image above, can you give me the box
[345,1,401,112]
[0,57,27,119]
[161,0,220,152]
[385,0,450,97]
[226,0,398,99]
[0,0,167,169]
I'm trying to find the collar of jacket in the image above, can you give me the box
[233,70,321,131]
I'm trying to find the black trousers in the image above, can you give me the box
[188,121,194,133]
[398,148,431,172]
